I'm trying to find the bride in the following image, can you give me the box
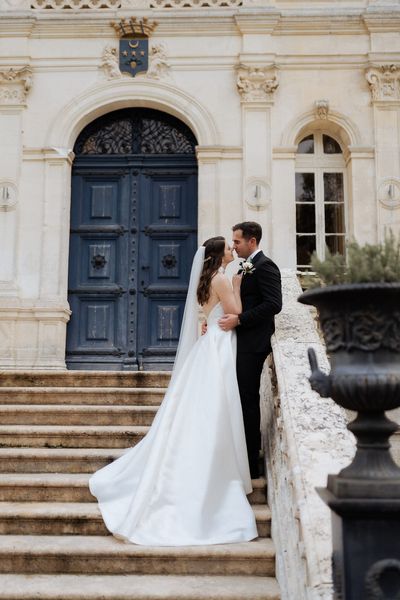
[89,236,258,546]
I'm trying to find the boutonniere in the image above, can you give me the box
[239,260,256,275]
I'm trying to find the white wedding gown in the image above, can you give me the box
[89,302,258,546]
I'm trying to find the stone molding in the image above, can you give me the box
[280,107,363,148]
[0,67,32,107]
[46,78,218,148]
[196,145,242,160]
[23,148,75,164]
[366,64,400,102]
[236,64,279,103]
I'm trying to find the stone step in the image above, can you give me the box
[0,425,148,448]
[0,405,159,426]
[0,502,271,537]
[0,448,126,474]
[0,388,164,406]
[0,474,267,505]
[0,371,171,389]
[0,536,275,577]
[0,574,281,600]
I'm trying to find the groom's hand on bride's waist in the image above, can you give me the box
[218,314,239,331]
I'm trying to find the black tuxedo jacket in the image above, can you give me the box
[236,251,282,355]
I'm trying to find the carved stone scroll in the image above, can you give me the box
[236,64,279,103]
[366,64,400,102]
[0,67,32,106]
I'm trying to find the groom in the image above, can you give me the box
[219,221,282,479]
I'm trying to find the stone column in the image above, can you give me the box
[365,64,400,240]
[196,146,243,243]
[196,147,220,243]
[0,66,32,296]
[271,147,297,269]
[236,63,279,256]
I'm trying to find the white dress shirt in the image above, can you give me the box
[248,249,262,262]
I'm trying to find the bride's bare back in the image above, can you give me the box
[202,272,242,318]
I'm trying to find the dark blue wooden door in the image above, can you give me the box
[66,109,197,370]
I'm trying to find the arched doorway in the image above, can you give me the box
[66,108,198,371]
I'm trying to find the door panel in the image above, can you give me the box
[67,165,197,370]
[67,171,131,369]
[67,109,198,370]
[137,171,197,369]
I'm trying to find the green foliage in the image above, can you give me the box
[308,232,400,287]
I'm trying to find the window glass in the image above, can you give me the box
[297,135,314,154]
[325,204,345,234]
[326,235,345,255]
[296,173,315,202]
[323,135,342,154]
[324,173,344,203]
[296,235,316,266]
[296,204,316,233]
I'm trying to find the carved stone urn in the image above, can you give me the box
[299,283,400,600]
[299,283,400,495]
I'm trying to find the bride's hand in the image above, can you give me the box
[232,274,243,288]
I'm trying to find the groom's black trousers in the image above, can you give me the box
[236,352,267,471]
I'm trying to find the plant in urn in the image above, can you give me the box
[298,234,400,599]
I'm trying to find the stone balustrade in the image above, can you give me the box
[261,270,355,600]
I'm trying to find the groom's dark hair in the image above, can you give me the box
[232,221,262,244]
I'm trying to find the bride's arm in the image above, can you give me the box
[212,273,242,315]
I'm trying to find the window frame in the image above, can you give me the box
[295,131,347,270]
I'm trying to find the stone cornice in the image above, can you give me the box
[363,9,400,33]
[2,8,399,38]
[196,145,242,160]
[234,13,280,34]
[0,305,71,320]
[23,147,75,164]
[274,13,366,36]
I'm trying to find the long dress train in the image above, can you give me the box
[89,302,258,546]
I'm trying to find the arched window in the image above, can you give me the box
[295,132,346,270]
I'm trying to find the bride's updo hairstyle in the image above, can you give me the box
[197,236,225,306]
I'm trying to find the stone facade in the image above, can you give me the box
[0,0,399,368]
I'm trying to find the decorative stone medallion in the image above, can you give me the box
[0,181,18,211]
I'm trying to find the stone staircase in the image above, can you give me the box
[0,371,280,600]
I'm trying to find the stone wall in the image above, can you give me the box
[261,270,355,600]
